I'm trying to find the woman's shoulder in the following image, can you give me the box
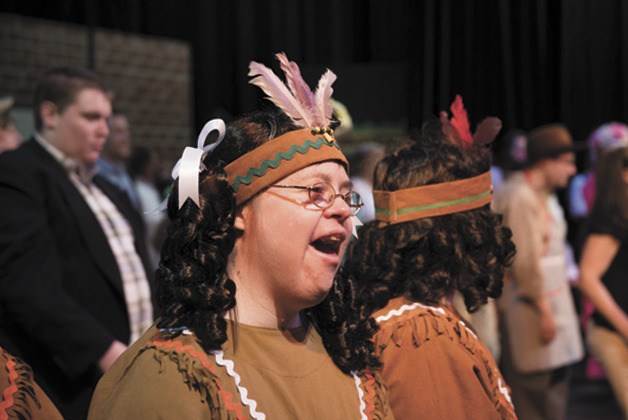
[586,213,628,241]
[372,301,516,419]
[373,298,480,353]
[88,327,239,419]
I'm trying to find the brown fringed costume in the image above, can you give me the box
[89,325,391,419]
[0,347,62,420]
[373,298,516,419]
[345,95,517,419]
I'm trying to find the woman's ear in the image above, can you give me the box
[233,204,249,231]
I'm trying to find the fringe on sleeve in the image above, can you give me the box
[142,338,246,420]
[374,304,516,419]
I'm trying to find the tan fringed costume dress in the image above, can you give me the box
[0,347,63,420]
[373,297,516,419]
[89,323,392,419]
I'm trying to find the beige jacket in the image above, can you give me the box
[493,173,583,373]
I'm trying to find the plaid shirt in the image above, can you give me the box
[35,135,153,343]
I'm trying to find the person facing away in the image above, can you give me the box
[493,123,584,420]
[98,113,141,210]
[88,53,392,419]
[0,66,155,419]
[578,146,628,416]
[344,96,517,419]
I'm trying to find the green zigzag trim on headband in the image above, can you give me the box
[231,137,341,192]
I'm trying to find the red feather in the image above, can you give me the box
[449,95,473,147]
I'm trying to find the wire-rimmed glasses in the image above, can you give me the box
[271,182,363,216]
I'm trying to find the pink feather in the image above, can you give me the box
[248,53,337,129]
[248,60,314,127]
[314,69,337,126]
[276,53,317,124]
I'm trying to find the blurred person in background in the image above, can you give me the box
[99,113,141,210]
[494,123,584,420]
[491,129,527,194]
[0,96,22,154]
[568,122,628,221]
[568,123,628,381]
[578,146,628,416]
[349,142,385,223]
[128,145,166,270]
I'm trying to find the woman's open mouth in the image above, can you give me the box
[310,233,346,256]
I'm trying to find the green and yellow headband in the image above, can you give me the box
[224,127,347,205]
[373,171,493,224]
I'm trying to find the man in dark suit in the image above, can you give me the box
[0,67,154,419]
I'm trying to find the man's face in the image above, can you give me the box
[544,152,577,189]
[42,88,111,165]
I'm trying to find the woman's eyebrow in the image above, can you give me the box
[340,180,353,190]
[309,173,353,189]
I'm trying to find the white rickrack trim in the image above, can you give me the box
[375,302,446,323]
[497,377,512,404]
[211,350,266,420]
[352,371,368,420]
[458,320,478,339]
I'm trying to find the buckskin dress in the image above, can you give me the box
[89,322,392,419]
[372,297,516,419]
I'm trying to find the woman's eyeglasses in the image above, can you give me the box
[271,182,363,216]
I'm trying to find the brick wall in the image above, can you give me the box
[0,13,192,164]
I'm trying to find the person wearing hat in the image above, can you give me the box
[494,123,584,420]
[0,96,22,154]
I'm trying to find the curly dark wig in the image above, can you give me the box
[156,108,379,373]
[344,119,516,315]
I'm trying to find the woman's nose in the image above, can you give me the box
[325,194,352,221]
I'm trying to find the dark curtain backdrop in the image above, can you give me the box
[3,0,628,144]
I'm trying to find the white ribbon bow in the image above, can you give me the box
[171,119,226,209]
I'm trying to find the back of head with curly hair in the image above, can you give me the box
[156,108,379,373]
[345,118,515,315]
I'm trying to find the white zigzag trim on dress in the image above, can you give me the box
[458,320,478,339]
[375,302,446,323]
[352,371,368,420]
[497,377,512,404]
[211,350,266,420]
